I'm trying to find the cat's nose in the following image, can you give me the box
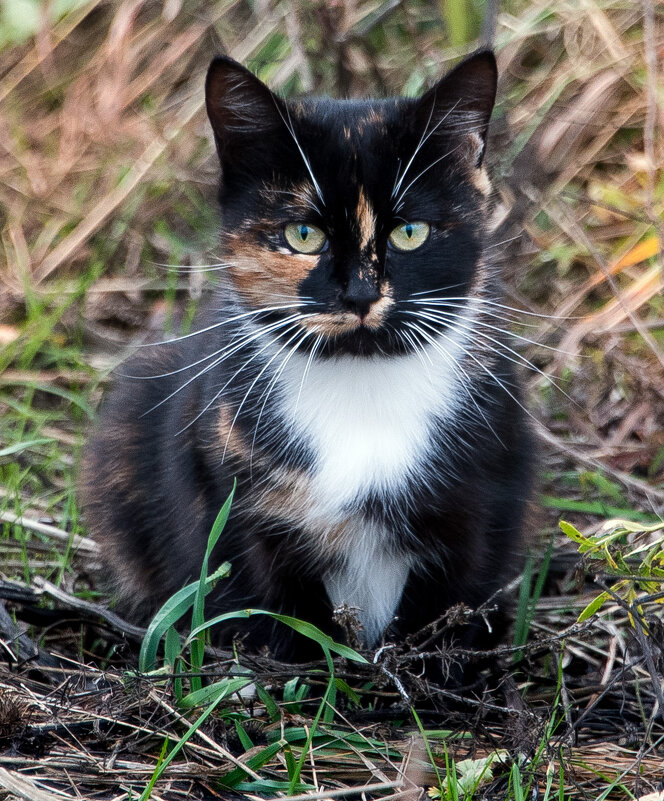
[341,274,381,319]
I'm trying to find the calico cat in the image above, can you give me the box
[82,50,532,665]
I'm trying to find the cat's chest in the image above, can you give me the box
[277,336,463,512]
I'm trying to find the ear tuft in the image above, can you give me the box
[415,50,497,166]
[205,56,284,158]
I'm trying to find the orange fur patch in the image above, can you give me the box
[225,239,318,307]
[252,469,363,560]
[364,293,395,327]
[355,188,376,250]
[356,108,385,135]
[470,165,491,196]
[215,402,251,461]
[253,466,315,524]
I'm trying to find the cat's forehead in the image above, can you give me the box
[283,97,409,218]
[293,97,403,138]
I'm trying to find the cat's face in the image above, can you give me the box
[205,52,497,357]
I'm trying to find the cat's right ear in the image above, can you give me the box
[205,56,285,162]
[414,50,497,168]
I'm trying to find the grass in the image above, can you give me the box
[1,0,664,799]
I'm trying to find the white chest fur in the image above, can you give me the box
[277,332,467,644]
[324,522,412,646]
[279,337,463,511]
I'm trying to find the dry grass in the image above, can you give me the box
[1,0,664,799]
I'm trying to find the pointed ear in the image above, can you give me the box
[414,50,497,167]
[205,56,285,161]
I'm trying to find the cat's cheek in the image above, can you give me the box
[224,241,319,307]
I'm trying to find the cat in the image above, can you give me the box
[81,50,533,667]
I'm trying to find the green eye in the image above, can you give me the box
[388,222,430,251]
[284,223,327,254]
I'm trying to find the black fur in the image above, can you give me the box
[82,51,532,669]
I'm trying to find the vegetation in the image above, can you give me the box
[1,0,663,799]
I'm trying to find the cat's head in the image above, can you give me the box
[205,52,497,357]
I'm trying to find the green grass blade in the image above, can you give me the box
[0,438,55,457]
[288,647,335,793]
[219,738,287,788]
[234,778,315,793]
[180,676,253,709]
[543,496,658,523]
[190,484,235,691]
[138,561,231,672]
[412,708,444,797]
[140,737,169,801]
[513,553,533,654]
[138,688,231,801]
[234,720,254,751]
[255,683,281,723]
[188,609,367,663]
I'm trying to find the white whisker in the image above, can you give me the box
[391,98,461,201]
[405,308,574,399]
[140,314,306,417]
[407,293,578,321]
[274,100,325,209]
[222,325,312,461]
[136,303,309,348]
[250,327,321,469]
[178,320,305,437]
[410,302,573,351]
[404,321,505,447]
[410,317,538,425]
[394,144,463,212]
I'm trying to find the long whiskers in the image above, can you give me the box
[222,325,314,461]
[408,317,537,426]
[403,320,505,446]
[151,260,234,274]
[405,308,575,403]
[408,291,579,321]
[140,313,309,417]
[273,100,325,210]
[407,301,575,352]
[391,98,459,200]
[249,327,322,470]
[179,320,306,438]
[134,303,315,349]
[394,144,462,213]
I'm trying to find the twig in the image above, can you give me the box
[31,577,146,641]
[596,579,664,716]
[535,422,664,505]
[147,691,264,781]
[0,768,69,801]
[262,780,402,801]
[0,511,98,555]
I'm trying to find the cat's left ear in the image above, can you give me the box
[205,56,286,163]
[414,50,497,167]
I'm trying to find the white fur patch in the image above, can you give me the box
[274,330,470,643]
[279,333,466,514]
[324,520,411,646]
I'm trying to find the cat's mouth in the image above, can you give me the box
[301,296,395,337]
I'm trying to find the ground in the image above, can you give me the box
[1,1,663,799]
